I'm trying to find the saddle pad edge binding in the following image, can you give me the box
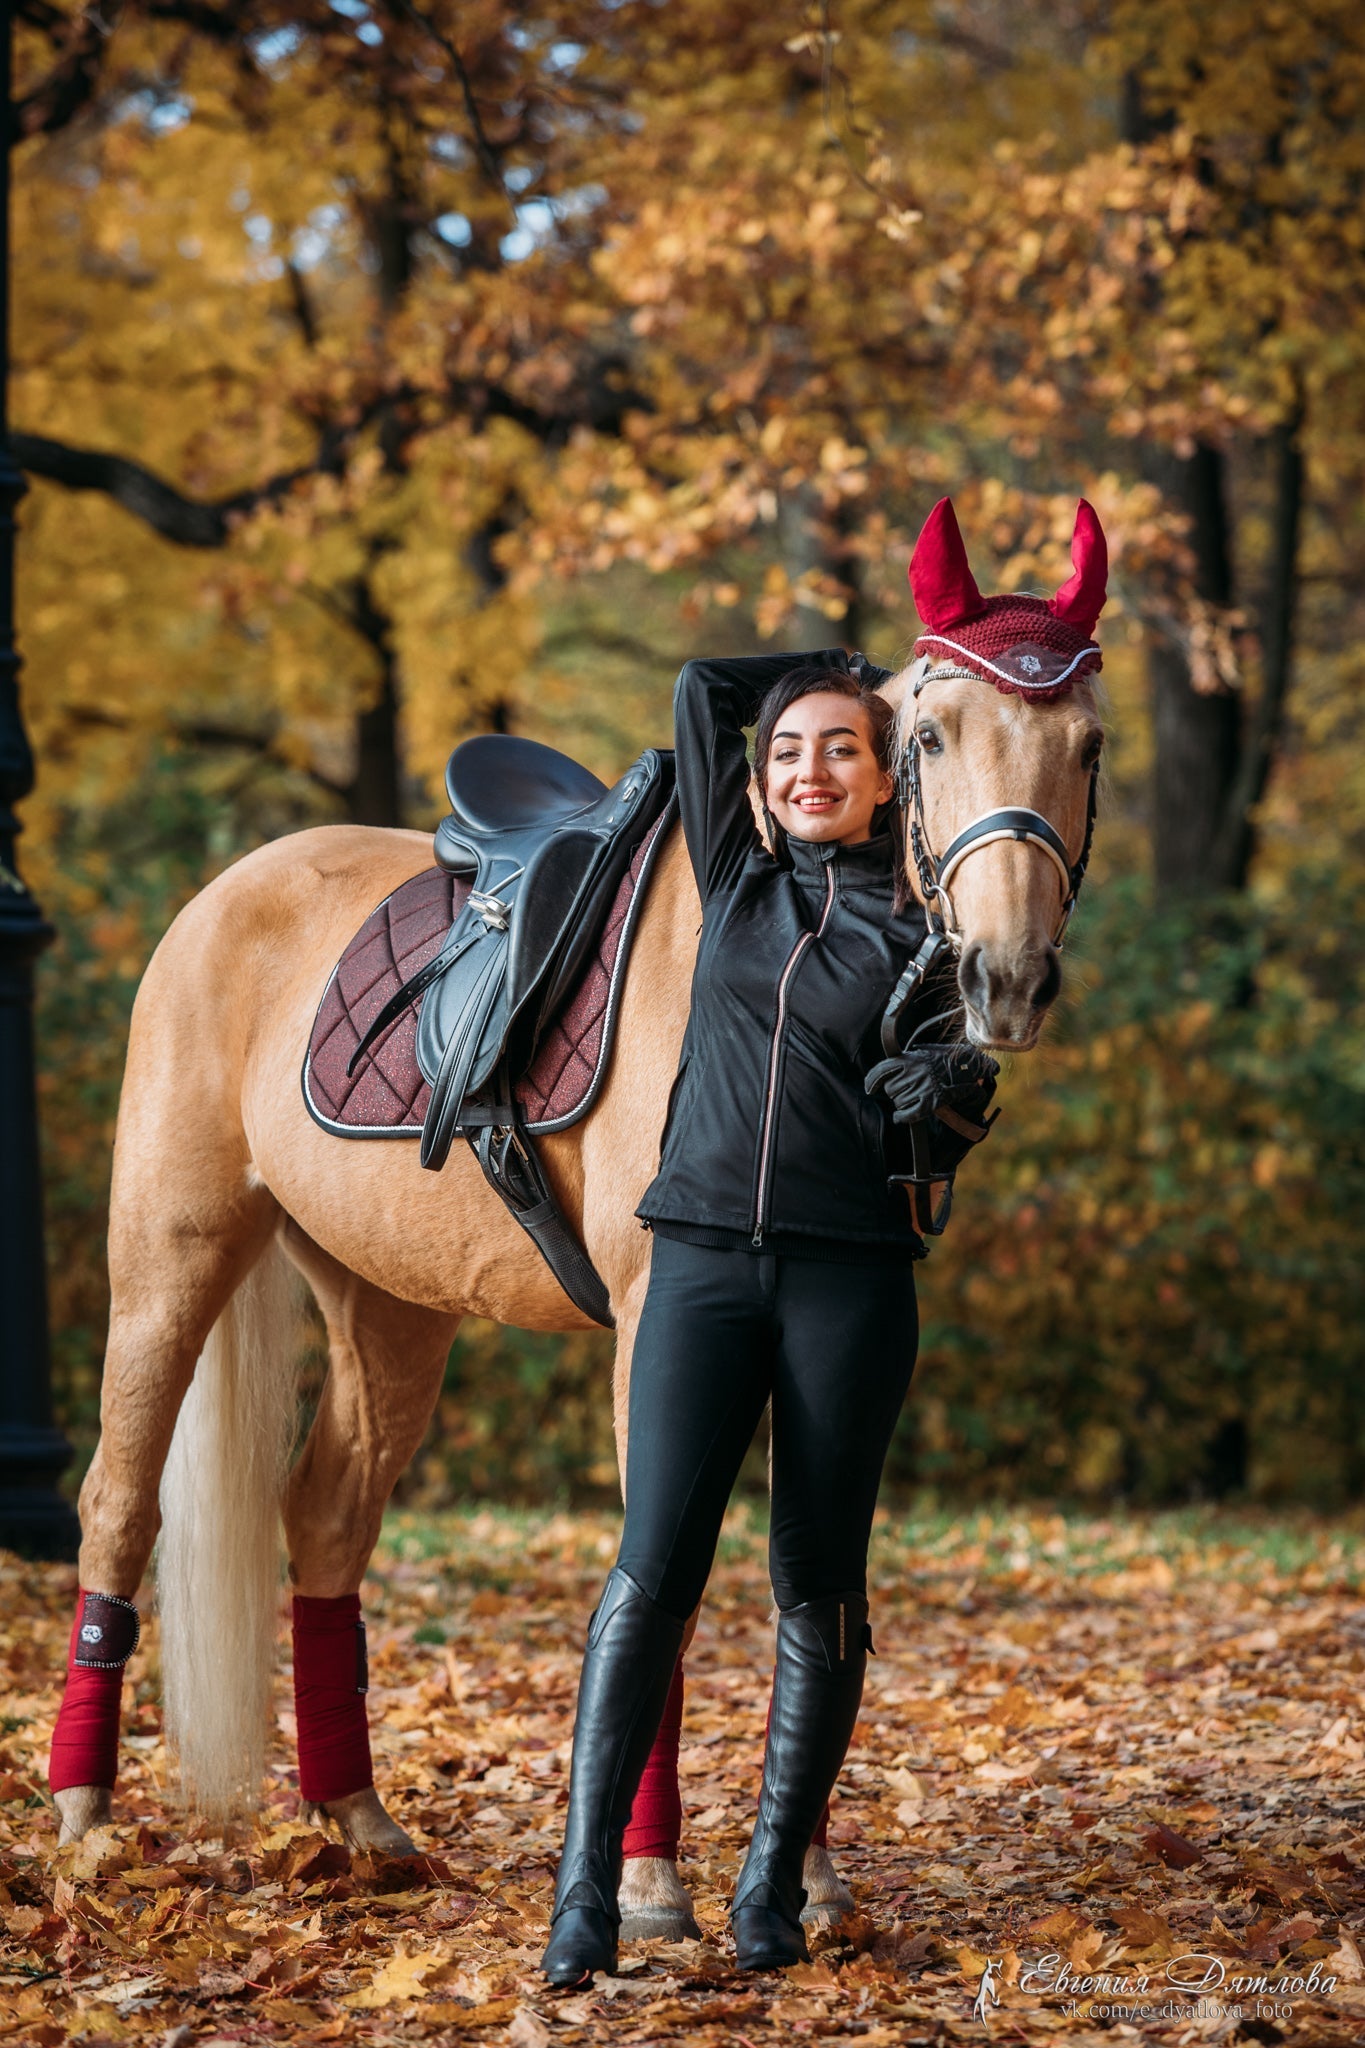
[301,802,677,1141]
[303,1043,419,1139]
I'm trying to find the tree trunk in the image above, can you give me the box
[343,573,402,828]
[1209,410,1304,892]
[780,487,863,652]
[1147,444,1243,902]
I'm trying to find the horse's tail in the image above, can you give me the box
[157,1232,302,1818]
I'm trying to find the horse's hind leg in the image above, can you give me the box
[280,1222,457,1855]
[52,1158,279,1841]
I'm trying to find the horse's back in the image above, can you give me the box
[113,826,426,1194]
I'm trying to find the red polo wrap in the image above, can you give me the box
[48,1601,125,1794]
[619,1657,830,1860]
[292,1593,373,1805]
[622,1654,684,1860]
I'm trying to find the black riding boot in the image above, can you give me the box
[731,1591,870,1972]
[541,1568,686,1988]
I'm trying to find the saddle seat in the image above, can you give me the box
[438,732,611,838]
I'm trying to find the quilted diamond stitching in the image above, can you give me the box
[307,815,664,1134]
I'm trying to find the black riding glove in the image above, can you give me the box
[865,1045,1000,1236]
[864,1043,1000,1132]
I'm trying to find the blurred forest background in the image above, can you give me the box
[12,0,1365,1507]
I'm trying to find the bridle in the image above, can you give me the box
[879,662,1099,1057]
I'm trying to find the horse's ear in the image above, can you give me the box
[1049,499,1108,638]
[908,498,986,631]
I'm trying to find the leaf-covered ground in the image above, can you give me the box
[4,1506,1365,2045]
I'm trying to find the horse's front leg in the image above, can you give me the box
[616,1607,704,1941]
[280,1224,457,1855]
[617,1630,853,1938]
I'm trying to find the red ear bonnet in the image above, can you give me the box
[907,498,986,631]
[908,495,1108,698]
[1049,499,1108,639]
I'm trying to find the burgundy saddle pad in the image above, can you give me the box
[303,811,672,1138]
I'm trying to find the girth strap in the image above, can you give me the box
[472,1114,614,1328]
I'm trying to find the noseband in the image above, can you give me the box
[879,663,1099,1056]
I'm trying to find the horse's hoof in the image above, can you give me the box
[799,1843,854,1928]
[617,1855,703,1942]
[54,1785,113,1846]
[309,1787,418,1855]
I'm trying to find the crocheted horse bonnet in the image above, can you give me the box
[908,498,1108,703]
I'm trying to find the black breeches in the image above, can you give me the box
[617,1236,919,1618]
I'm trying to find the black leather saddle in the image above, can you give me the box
[348,734,676,1326]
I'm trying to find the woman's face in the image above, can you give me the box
[763,691,894,845]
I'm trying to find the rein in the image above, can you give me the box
[879,663,1099,1058]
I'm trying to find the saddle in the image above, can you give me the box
[348,734,676,1326]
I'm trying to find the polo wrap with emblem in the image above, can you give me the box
[73,1590,141,1669]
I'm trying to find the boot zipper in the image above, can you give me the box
[751,862,836,1247]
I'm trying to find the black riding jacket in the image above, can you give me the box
[636,650,932,1260]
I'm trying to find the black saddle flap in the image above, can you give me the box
[416,743,675,1102]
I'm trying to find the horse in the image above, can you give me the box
[49,505,1107,1946]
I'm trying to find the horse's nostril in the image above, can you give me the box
[958,939,989,1013]
[1030,948,1063,1012]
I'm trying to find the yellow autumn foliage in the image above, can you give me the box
[12,1,1365,1496]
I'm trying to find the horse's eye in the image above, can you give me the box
[1081,732,1104,769]
[915,725,943,756]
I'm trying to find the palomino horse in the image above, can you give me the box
[50,506,1106,1943]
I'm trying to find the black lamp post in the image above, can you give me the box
[0,14,79,1559]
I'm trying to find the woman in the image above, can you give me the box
[542,649,997,1984]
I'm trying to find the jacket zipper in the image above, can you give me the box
[751,861,836,1247]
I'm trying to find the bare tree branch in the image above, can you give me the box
[380,0,517,217]
[12,431,327,545]
[62,700,348,798]
[13,0,122,140]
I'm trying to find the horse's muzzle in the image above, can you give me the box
[958,938,1062,1050]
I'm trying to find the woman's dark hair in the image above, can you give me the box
[753,664,907,898]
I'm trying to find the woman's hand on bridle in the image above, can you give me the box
[864,1043,999,1127]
